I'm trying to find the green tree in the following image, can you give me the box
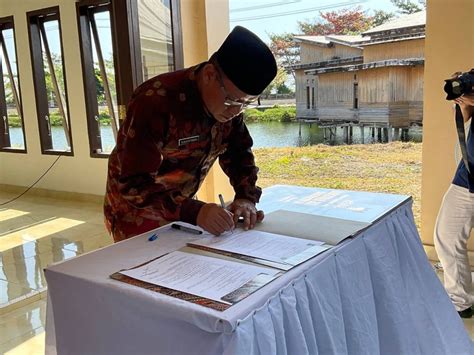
[94,67,106,104]
[391,0,426,14]
[3,75,13,105]
[261,67,293,96]
[43,52,65,107]
[372,10,396,27]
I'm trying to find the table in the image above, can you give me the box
[44,185,473,354]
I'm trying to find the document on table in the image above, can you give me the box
[188,230,330,268]
[119,251,279,305]
[254,210,370,245]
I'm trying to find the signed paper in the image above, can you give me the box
[119,251,277,304]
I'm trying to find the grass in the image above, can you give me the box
[254,141,422,230]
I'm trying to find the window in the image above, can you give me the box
[311,87,315,110]
[27,7,73,155]
[77,1,118,155]
[77,0,182,157]
[353,82,359,109]
[306,86,310,110]
[138,0,176,80]
[0,17,25,152]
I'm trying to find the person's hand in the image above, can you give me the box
[197,203,234,236]
[454,94,474,121]
[227,199,264,230]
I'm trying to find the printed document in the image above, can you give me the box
[189,230,330,267]
[119,251,278,304]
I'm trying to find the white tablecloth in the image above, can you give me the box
[45,186,473,354]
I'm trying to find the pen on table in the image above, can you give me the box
[148,233,158,242]
[171,223,203,235]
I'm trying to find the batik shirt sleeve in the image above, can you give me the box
[219,115,262,204]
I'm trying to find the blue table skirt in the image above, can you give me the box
[224,203,473,355]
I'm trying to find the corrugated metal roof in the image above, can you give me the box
[325,35,365,43]
[293,35,330,45]
[363,10,426,34]
[293,35,365,46]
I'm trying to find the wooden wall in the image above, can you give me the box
[299,42,362,64]
[363,38,424,62]
[334,43,362,60]
[358,67,389,103]
[318,72,354,104]
[295,65,423,127]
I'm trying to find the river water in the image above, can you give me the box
[8,121,422,151]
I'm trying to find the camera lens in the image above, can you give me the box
[452,81,462,95]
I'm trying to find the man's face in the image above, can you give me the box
[203,63,259,123]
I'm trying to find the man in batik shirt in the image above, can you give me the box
[104,26,277,241]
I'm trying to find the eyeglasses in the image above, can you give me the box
[213,62,259,111]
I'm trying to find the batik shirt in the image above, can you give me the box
[104,64,262,241]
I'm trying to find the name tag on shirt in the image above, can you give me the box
[178,135,200,147]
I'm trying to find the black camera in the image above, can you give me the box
[444,69,474,100]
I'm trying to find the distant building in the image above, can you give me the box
[290,11,425,141]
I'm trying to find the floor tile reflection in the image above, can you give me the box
[0,299,46,346]
[0,190,111,308]
[0,279,36,307]
[0,191,112,353]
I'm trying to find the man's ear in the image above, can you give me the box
[202,63,217,85]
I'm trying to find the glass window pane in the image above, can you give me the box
[1,26,25,150]
[42,19,70,152]
[92,10,118,154]
[138,0,174,80]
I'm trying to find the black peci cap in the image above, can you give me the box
[213,26,277,96]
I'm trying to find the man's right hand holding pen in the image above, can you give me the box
[196,195,264,236]
[196,203,235,236]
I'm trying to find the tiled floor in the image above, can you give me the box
[0,190,473,354]
[0,190,112,354]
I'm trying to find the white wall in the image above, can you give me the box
[0,0,107,195]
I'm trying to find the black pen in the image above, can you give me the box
[171,223,203,235]
[219,194,244,223]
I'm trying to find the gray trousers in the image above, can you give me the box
[434,184,474,311]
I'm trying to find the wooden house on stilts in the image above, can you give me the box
[291,11,425,143]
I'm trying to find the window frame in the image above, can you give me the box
[0,16,26,153]
[353,82,359,109]
[27,6,74,156]
[77,0,115,157]
[77,0,183,158]
[306,85,310,110]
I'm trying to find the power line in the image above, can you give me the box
[230,0,367,22]
[230,0,302,13]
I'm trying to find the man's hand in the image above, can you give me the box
[227,199,264,230]
[197,203,234,236]
[454,94,474,122]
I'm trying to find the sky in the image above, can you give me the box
[229,0,401,43]
[2,0,404,77]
